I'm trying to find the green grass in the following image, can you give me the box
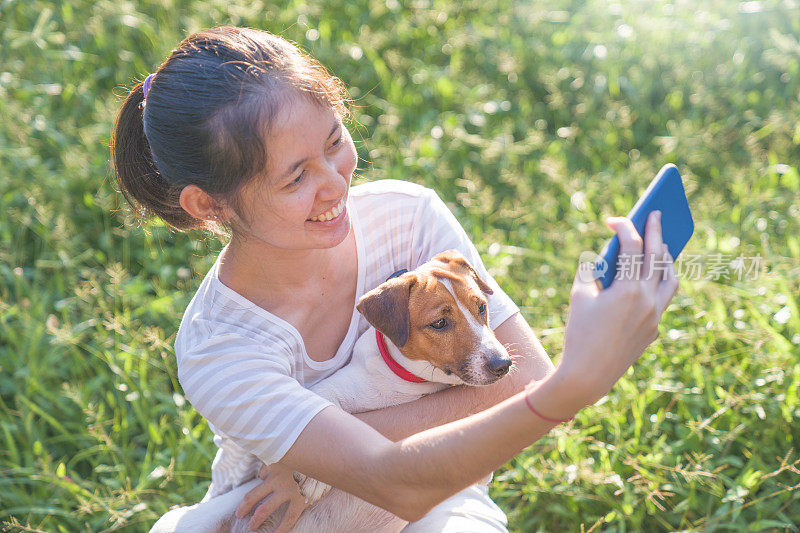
[1,0,799,530]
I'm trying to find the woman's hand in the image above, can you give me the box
[235,462,309,532]
[538,211,680,418]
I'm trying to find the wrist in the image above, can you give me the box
[525,368,587,421]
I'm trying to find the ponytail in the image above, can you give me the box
[111,81,203,231]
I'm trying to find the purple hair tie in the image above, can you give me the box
[142,73,155,99]
[141,73,159,165]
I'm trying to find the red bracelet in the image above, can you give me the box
[523,382,574,423]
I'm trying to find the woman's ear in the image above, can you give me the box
[179,184,232,222]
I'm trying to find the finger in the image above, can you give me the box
[605,217,644,284]
[249,495,283,531]
[236,483,273,519]
[273,498,308,533]
[656,250,679,312]
[259,463,269,480]
[659,243,670,281]
[606,216,644,258]
[642,211,664,288]
[571,259,600,299]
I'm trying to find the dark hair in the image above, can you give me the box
[111,26,350,235]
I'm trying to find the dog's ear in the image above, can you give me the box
[432,249,494,295]
[356,275,415,347]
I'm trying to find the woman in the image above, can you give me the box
[112,26,678,532]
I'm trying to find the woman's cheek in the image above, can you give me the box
[300,191,317,219]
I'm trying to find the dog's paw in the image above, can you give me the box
[293,472,331,505]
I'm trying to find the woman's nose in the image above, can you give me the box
[316,161,347,198]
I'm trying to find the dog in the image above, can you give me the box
[151,249,513,532]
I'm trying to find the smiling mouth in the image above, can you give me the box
[307,197,346,222]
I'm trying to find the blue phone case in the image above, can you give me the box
[595,164,694,289]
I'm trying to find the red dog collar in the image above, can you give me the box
[375,329,429,384]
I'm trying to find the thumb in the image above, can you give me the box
[572,259,600,298]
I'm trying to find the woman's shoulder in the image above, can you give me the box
[350,179,435,203]
[349,180,440,227]
[174,274,301,365]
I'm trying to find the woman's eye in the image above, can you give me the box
[429,318,447,330]
[288,172,305,187]
[328,135,342,151]
[478,303,486,316]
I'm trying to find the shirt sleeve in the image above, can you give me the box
[410,188,520,329]
[177,333,335,466]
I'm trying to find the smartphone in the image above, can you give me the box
[594,164,694,289]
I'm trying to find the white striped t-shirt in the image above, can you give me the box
[174,179,520,498]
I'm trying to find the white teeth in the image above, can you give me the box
[309,198,345,222]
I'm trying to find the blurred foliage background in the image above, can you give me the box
[1,0,799,530]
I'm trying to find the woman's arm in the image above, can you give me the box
[352,312,556,441]
[279,371,573,522]
[245,214,678,521]
[243,313,554,528]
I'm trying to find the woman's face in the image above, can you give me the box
[231,96,358,251]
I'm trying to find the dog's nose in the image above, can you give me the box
[486,356,511,377]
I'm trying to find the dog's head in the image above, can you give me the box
[356,250,512,386]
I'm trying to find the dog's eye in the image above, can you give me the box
[478,303,486,316]
[429,318,448,330]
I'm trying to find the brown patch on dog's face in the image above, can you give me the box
[357,250,511,385]
[401,253,510,385]
[430,250,494,295]
[397,271,485,377]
